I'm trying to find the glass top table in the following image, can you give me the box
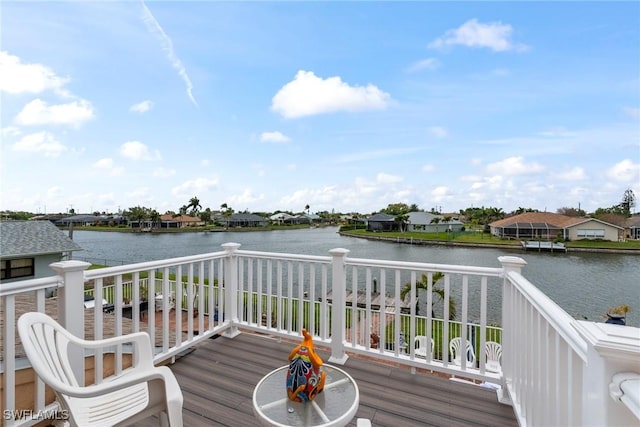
[252,364,359,427]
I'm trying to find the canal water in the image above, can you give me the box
[71,227,640,327]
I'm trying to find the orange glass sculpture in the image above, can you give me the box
[286,328,326,402]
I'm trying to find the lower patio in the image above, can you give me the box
[136,330,518,427]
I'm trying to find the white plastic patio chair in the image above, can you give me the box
[414,335,434,358]
[18,312,183,427]
[484,341,502,373]
[449,337,476,367]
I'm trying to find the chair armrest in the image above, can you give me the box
[66,331,154,368]
[53,366,175,399]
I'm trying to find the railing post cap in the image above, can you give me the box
[329,248,350,256]
[221,242,242,252]
[498,256,527,267]
[49,260,91,273]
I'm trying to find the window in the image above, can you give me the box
[1,258,35,280]
[576,229,605,238]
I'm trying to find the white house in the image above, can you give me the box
[406,212,464,233]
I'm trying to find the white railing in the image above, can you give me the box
[2,244,639,427]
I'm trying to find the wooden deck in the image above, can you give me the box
[136,331,518,427]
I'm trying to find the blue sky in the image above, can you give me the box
[1,1,638,216]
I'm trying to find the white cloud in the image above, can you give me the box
[376,173,403,184]
[336,147,423,163]
[1,126,21,137]
[607,159,640,182]
[556,167,587,181]
[119,140,161,161]
[0,51,69,95]
[485,156,544,176]
[422,164,436,173]
[428,19,527,52]
[12,131,67,157]
[431,186,451,202]
[92,157,124,176]
[153,167,176,178]
[15,98,94,126]
[129,100,154,113]
[428,126,448,138]
[141,2,197,106]
[171,177,219,197]
[271,70,391,118]
[228,189,265,207]
[93,158,114,169]
[406,58,440,73]
[470,175,505,190]
[622,107,640,119]
[260,131,291,143]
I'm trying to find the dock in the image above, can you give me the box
[520,240,567,253]
[325,291,412,314]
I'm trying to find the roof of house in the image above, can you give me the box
[159,214,201,222]
[227,213,268,221]
[367,213,395,222]
[407,211,463,225]
[270,213,295,220]
[0,221,83,258]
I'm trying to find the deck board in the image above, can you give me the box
[134,331,517,427]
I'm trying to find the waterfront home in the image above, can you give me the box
[219,212,269,228]
[1,243,638,426]
[489,212,624,241]
[159,214,204,229]
[0,221,81,284]
[366,213,396,231]
[626,214,640,239]
[406,211,465,233]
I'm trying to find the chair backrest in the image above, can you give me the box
[414,336,434,351]
[449,337,476,365]
[18,312,81,390]
[484,341,502,363]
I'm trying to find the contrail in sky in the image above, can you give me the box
[141,1,198,106]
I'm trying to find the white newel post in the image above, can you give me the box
[573,321,640,426]
[497,256,527,406]
[49,260,91,385]
[328,248,349,365]
[222,242,241,338]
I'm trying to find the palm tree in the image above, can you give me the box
[188,197,202,216]
[149,209,160,230]
[394,213,409,232]
[400,272,457,320]
[430,217,441,232]
[221,203,233,230]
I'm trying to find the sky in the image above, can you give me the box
[1,1,639,216]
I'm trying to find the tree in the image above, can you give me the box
[126,206,149,230]
[200,208,212,224]
[221,203,233,229]
[557,207,586,217]
[430,217,441,232]
[149,209,160,230]
[394,213,409,232]
[381,203,410,216]
[400,272,457,320]
[188,197,202,216]
[621,188,636,217]
[305,204,310,215]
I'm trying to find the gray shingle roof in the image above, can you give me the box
[0,221,83,258]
